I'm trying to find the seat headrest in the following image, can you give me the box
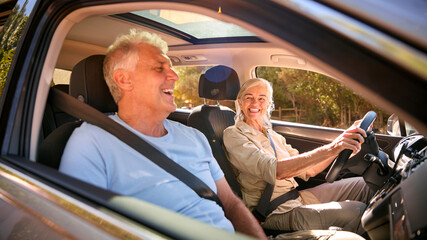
[199,65,240,100]
[69,55,118,113]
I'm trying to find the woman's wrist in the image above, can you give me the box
[322,142,340,158]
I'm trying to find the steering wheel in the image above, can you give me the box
[325,111,377,183]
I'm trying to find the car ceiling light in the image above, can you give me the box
[181,55,207,62]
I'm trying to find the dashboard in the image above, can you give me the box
[361,134,427,240]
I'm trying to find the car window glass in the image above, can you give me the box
[174,65,235,110]
[53,68,71,85]
[256,66,390,133]
[0,0,31,99]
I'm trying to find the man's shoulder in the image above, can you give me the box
[165,119,211,145]
[74,114,124,136]
[166,119,201,134]
[69,120,114,142]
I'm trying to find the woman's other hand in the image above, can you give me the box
[330,121,367,155]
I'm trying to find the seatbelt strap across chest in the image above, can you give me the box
[251,130,299,222]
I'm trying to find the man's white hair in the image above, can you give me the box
[103,29,168,103]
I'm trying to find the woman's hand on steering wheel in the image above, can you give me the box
[329,121,367,155]
[325,111,377,183]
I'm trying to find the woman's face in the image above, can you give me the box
[238,84,270,124]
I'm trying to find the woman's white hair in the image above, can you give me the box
[234,78,275,129]
[103,29,168,103]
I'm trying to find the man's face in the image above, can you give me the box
[128,43,179,117]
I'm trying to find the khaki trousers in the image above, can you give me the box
[261,177,374,235]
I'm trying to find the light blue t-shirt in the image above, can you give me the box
[59,114,234,232]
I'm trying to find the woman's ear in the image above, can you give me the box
[269,101,275,112]
[237,98,242,108]
[113,69,133,91]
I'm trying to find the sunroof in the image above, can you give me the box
[131,9,256,39]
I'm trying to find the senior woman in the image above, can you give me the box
[223,78,374,235]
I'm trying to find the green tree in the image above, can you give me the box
[0,0,29,98]
[174,66,212,108]
[257,66,289,109]
[257,66,390,131]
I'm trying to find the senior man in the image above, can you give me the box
[59,29,266,239]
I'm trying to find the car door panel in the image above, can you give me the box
[273,121,401,157]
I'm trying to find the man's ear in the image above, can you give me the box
[113,69,133,91]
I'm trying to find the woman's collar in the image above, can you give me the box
[236,120,270,135]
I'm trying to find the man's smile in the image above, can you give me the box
[162,88,174,96]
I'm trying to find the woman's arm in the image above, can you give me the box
[277,122,366,179]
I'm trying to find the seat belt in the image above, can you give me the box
[49,88,224,210]
[251,130,299,222]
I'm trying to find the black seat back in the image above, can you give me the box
[37,55,116,168]
[69,55,117,113]
[187,65,242,197]
[41,84,76,138]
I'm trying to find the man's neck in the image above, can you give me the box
[117,109,168,137]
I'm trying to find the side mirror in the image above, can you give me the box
[387,114,417,137]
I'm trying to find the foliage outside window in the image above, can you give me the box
[173,66,236,110]
[256,66,389,133]
[53,68,72,85]
[0,0,29,99]
[173,66,209,109]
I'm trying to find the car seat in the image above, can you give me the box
[187,65,242,197]
[41,84,76,138]
[37,54,117,169]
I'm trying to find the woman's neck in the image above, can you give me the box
[245,118,263,132]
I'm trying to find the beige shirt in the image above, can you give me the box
[223,121,319,215]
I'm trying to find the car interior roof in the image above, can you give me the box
[57,7,328,75]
